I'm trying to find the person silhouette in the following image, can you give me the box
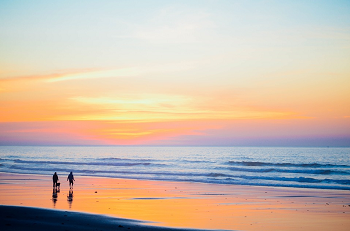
[53,172,59,188]
[67,172,75,188]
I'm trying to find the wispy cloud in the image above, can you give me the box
[0,61,197,84]
[63,95,295,122]
[45,68,142,82]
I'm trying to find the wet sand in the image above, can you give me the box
[0,172,349,230]
[0,205,211,231]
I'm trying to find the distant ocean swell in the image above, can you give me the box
[227,160,349,168]
[226,166,348,175]
[3,158,350,176]
[10,158,156,167]
[0,146,349,190]
[5,163,350,185]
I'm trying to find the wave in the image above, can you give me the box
[227,161,349,168]
[209,178,350,191]
[233,174,350,185]
[1,146,349,191]
[3,166,350,191]
[180,159,214,163]
[10,159,155,167]
[99,157,155,162]
[207,173,230,177]
[226,167,349,175]
[207,172,350,185]
[7,165,206,177]
[7,163,350,186]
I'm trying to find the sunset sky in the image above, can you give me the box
[1,0,349,146]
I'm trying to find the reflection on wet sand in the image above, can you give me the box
[1,173,350,231]
[67,188,73,209]
[52,188,58,207]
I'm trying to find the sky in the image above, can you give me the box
[0,0,349,146]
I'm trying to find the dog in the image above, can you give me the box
[56,182,61,190]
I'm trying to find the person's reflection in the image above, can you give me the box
[67,188,73,209]
[52,188,58,207]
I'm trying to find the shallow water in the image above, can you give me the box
[0,146,349,190]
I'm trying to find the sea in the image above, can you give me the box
[0,146,349,190]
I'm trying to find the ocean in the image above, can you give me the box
[0,146,349,190]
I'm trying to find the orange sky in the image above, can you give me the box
[1,1,349,146]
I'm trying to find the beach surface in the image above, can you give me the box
[0,172,349,230]
[0,205,209,231]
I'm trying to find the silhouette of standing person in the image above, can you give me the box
[53,172,59,188]
[67,172,75,188]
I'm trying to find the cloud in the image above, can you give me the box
[45,68,142,82]
[0,60,197,84]
[63,94,295,122]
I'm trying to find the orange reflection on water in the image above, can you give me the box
[1,173,350,231]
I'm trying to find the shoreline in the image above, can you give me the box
[2,169,349,191]
[1,172,349,230]
[1,146,349,191]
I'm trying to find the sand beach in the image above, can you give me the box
[0,205,211,231]
[0,172,349,231]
